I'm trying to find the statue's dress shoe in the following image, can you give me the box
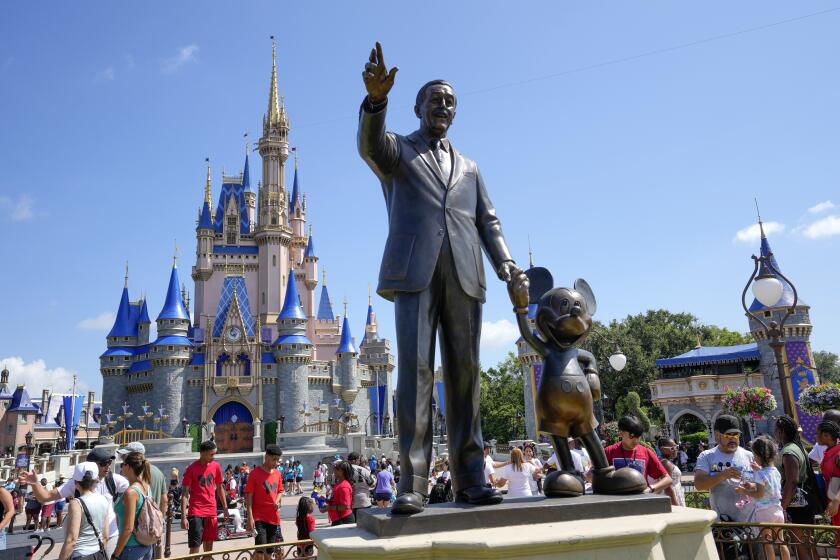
[543,470,585,498]
[391,491,426,515]
[455,485,503,505]
[592,466,647,495]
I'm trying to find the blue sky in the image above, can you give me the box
[2,2,839,397]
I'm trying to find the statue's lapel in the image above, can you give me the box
[448,146,464,190]
[407,132,448,190]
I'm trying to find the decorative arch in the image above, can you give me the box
[215,352,252,377]
[208,397,257,423]
[210,399,255,454]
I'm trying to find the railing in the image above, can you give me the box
[168,540,317,559]
[711,522,839,560]
[684,490,710,510]
[298,420,351,435]
[113,428,167,445]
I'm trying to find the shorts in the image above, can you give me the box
[754,506,785,523]
[187,516,218,548]
[295,477,303,482]
[786,506,817,524]
[374,492,392,502]
[254,520,282,545]
[54,500,65,512]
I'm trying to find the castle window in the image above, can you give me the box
[123,337,129,342]
[764,311,772,318]
[262,292,266,305]
[109,357,114,363]
[124,357,129,362]
[272,255,276,266]
[168,346,174,351]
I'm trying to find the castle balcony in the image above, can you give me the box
[211,375,254,397]
[649,371,764,408]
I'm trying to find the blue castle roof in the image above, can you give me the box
[127,360,152,374]
[317,285,334,321]
[289,167,300,213]
[213,174,250,235]
[748,229,805,312]
[304,234,316,258]
[278,272,306,321]
[360,303,379,347]
[242,153,251,191]
[137,299,150,323]
[153,335,193,346]
[212,276,255,337]
[8,385,40,412]
[275,334,312,345]
[655,343,761,368]
[197,201,214,230]
[157,265,190,320]
[108,287,138,338]
[337,315,356,354]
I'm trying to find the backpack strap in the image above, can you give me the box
[78,497,105,553]
[105,472,117,501]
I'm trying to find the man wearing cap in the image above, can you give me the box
[117,441,167,559]
[20,447,129,557]
[694,414,755,522]
[181,440,228,555]
[347,452,374,517]
[245,445,283,557]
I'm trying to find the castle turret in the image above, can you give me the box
[243,149,256,228]
[255,40,292,328]
[149,259,191,434]
[358,296,395,435]
[335,305,359,404]
[136,298,151,345]
[746,218,815,436]
[302,225,318,339]
[289,164,307,264]
[100,268,135,422]
[273,270,312,432]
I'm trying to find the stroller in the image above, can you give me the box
[428,477,453,504]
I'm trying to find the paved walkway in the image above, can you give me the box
[7,482,331,559]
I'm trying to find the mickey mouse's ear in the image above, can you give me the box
[525,267,553,304]
[574,278,597,316]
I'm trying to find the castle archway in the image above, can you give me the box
[211,400,254,454]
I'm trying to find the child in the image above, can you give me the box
[295,497,316,557]
[736,435,790,560]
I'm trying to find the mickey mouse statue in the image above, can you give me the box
[509,269,647,497]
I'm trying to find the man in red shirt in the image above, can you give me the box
[604,416,676,502]
[245,444,284,558]
[181,440,229,554]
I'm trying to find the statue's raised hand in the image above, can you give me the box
[363,42,398,104]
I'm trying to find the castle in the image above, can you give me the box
[519,218,820,443]
[100,42,395,453]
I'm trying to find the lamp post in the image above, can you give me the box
[182,417,189,438]
[740,252,798,418]
[104,411,113,437]
[121,402,133,433]
[279,415,285,434]
[141,402,151,436]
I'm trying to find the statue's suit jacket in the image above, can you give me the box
[357,99,513,302]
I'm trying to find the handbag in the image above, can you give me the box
[77,497,108,560]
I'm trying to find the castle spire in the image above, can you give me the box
[124,261,129,289]
[317,268,334,321]
[304,224,316,258]
[157,262,189,320]
[265,36,281,134]
[337,302,357,355]
[290,165,300,212]
[755,197,766,240]
[277,268,306,321]
[204,158,212,207]
[242,134,251,191]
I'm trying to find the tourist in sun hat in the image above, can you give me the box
[117,441,167,559]
[58,462,110,560]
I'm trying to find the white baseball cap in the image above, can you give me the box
[116,441,146,455]
[72,462,100,482]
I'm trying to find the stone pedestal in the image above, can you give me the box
[253,418,263,452]
[141,438,194,456]
[313,497,718,560]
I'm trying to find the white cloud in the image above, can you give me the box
[0,194,35,222]
[802,215,840,239]
[733,221,784,243]
[0,356,89,398]
[481,319,521,353]
[162,44,199,74]
[77,311,116,331]
[94,66,115,82]
[808,200,835,214]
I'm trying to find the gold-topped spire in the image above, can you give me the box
[244,132,249,158]
[343,297,348,319]
[265,36,281,133]
[124,261,129,288]
[755,197,766,239]
[204,158,212,207]
[322,267,327,286]
[368,284,372,305]
[173,239,179,267]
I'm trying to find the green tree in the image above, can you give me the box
[614,391,651,432]
[479,352,525,442]
[582,310,752,419]
[815,350,840,384]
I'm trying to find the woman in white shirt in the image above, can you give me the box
[496,448,541,498]
[523,443,543,495]
[59,462,110,560]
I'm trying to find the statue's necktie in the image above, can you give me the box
[431,140,450,183]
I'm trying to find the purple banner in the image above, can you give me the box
[533,363,543,390]
[785,341,818,443]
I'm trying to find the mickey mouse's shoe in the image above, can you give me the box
[391,491,426,515]
[543,470,585,497]
[591,466,647,495]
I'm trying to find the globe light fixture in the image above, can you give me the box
[608,351,627,372]
[752,273,783,307]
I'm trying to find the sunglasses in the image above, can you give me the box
[722,433,741,439]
